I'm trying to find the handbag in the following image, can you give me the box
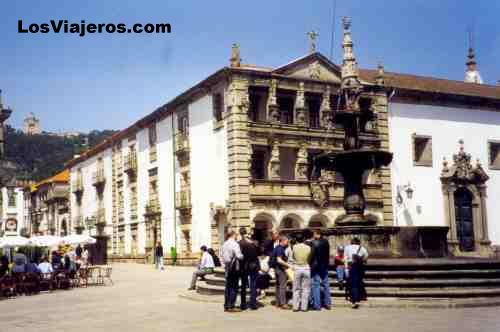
[352,245,364,264]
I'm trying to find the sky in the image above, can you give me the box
[0,0,499,133]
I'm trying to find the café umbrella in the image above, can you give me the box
[62,234,97,245]
[0,235,31,248]
[30,235,64,247]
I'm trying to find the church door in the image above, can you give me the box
[454,188,474,252]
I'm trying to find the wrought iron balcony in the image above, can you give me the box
[47,188,69,202]
[175,190,191,211]
[123,152,137,175]
[174,132,190,156]
[92,169,106,188]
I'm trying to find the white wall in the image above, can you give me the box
[388,102,500,245]
[189,94,229,252]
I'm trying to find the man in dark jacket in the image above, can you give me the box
[310,230,331,310]
[155,242,164,271]
[239,227,260,310]
[262,230,279,257]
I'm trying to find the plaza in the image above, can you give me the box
[1,263,499,332]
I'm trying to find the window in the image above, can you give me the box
[412,134,433,167]
[277,96,294,124]
[248,87,267,122]
[489,140,500,170]
[212,93,224,122]
[250,148,267,180]
[178,111,189,134]
[8,192,16,207]
[306,94,321,128]
[279,147,297,181]
[148,123,157,146]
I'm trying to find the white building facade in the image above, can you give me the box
[0,186,25,236]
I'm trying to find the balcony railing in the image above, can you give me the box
[144,199,161,217]
[123,152,137,175]
[174,132,190,156]
[175,190,191,211]
[47,188,69,201]
[92,169,106,187]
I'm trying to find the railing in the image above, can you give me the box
[175,190,191,210]
[123,152,137,174]
[47,188,69,201]
[174,132,190,155]
[92,168,106,187]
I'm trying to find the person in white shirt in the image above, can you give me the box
[344,238,369,309]
[38,256,54,274]
[188,245,215,290]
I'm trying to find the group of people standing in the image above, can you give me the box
[220,228,368,312]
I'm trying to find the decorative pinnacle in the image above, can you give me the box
[230,43,241,68]
[342,16,352,31]
[459,139,464,151]
[376,62,385,86]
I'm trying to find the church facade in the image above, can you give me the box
[63,23,500,262]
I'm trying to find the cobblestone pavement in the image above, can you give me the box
[1,263,499,332]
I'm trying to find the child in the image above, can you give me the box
[334,245,346,290]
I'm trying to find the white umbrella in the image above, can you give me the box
[30,235,64,247]
[0,235,31,248]
[62,234,96,245]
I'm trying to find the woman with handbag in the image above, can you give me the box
[345,237,369,309]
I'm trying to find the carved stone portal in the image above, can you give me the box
[441,140,492,257]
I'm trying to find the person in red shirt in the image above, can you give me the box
[334,246,346,290]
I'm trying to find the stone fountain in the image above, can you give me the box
[314,17,393,226]
[309,18,449,258]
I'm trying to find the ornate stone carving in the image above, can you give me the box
[320,85,332,128]
[307,31,319,54]
[267,79,280,122]
[230,43,241,68]
[295,145,308,181]
[441,140,489,185]
[309,62,321,80]
[375,63,385,86]
[310,180,329,209]
[227,76,249,109]
[268,141,280,180]
[294,82,306,126]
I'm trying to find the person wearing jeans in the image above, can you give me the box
[188,246,215,290]
[221,230,243,313]
[239,228,260,310]
[310,230,331,310]
[291,233,311,312]
[155,242,164,271]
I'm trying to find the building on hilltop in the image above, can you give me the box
[65,25,500,264]
[23,112,41,135]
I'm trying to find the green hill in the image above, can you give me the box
[4,126,118,181]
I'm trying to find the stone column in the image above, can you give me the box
[268,141,280,180]
[478,184,490,242]
[374,91,393,225]
[267,79,280,123]
[295,145,308,181]
[294,82,306,126]
[226,75,251,228]
[320,86,332,128]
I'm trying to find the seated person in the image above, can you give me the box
[0,255,9,277]
[38,257,54,274]
[26,261,41,273]
[188,246,215,290]
[12,250,28,274]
